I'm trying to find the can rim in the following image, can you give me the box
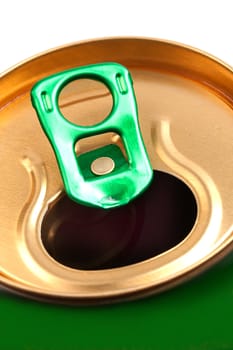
[1,36,233,78]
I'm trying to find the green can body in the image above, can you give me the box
[1,256,233,350]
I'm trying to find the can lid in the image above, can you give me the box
[31,63,153,209]
[1,38,233,305]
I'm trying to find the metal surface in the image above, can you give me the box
[0,38,233,304]
[91,157,115,175]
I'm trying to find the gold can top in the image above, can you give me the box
[0,38,232,304]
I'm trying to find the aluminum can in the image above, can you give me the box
[0,38,233,349]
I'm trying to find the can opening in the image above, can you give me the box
[41,171,197,270]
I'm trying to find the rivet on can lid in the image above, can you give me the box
[91,157,115,175]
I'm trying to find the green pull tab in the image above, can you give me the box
[31,63,153,209]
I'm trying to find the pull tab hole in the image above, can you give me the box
[75,132,126,156]
[75,132,128,180]
[58,79,113,126]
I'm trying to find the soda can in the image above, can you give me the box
[0,38,232,317]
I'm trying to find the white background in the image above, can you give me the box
[0,0,233,73]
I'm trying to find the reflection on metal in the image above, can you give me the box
[18,153,57,285]
[154,120,222,272]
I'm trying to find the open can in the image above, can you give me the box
[0,37,233,305]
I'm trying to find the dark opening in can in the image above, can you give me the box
[41,171,197,270]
